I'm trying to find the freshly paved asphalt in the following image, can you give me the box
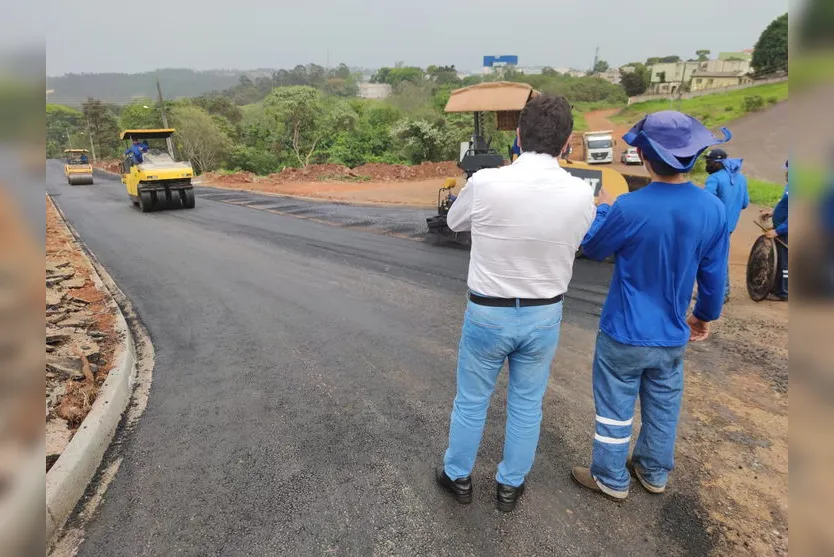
[47,163,714,556]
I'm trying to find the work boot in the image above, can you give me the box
[626,457,666,494]
[570,466,628,502]
[435,467,472,505]
[496,482,525,513]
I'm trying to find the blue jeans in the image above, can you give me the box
[443,297,563,487]
[590,331,686,492]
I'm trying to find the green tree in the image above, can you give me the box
[46,104,83,157]
[81,98,120,159]
[264,86,357,167]
[593,59,610,73]
[426,65,462,86]
[170,105,232,173]
[371,66,425,87]
[119,100,163,129]
[752,13,789,74]
[696,49,711,61]
[391,119,451,164]
[620,63,651,96]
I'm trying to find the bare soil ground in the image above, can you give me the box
[45,197,120,472]
[579,108,650,178]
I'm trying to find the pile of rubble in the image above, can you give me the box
[45,203,118,472]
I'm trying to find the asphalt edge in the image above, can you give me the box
[44,194,138,548]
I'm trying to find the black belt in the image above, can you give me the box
[469,293,563,307]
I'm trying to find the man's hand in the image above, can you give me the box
[760,209,773,219]
[597,187,614,206]
[687,315,710,342]
[764,228,778,239]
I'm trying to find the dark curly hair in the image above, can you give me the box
[518,94,574,157]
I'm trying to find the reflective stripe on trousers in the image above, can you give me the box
[590,330,687,491]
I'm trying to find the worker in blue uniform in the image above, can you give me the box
[761,160,788,300]
[124,138,145,164]
[705,148,749,302]
[570,110,731,501]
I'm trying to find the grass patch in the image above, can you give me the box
[747,178,784,206]
[573,110,589,132]
[611,82,789,129]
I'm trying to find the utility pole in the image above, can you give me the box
[592,46,600,74]
[156,78,175,158]
[86,118,97,162]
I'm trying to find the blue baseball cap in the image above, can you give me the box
[623,110,732,172]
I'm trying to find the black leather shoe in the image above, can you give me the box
[435,467,472,504]
[496,482,525,512]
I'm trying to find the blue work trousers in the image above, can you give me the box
[590,331,687,492]
[443,297,563,487]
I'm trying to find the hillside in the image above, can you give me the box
[46,68,272,107]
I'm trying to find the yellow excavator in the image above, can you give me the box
[427,81,640,244]
[119,129,195,212]
[63,149,94,185]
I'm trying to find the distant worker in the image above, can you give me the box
[760,160,788,300]
[572,111,730,501]
[125,138,144,164]
[705,148,749,302]
[79,153,88,164]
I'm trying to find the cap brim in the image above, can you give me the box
[623,122,732,172]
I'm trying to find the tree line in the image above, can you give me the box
[46,64,629,175]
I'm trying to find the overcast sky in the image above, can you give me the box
[45,0,787,76]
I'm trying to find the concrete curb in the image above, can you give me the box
[44,195,138,547]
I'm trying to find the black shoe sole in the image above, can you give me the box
[496,499,516,513]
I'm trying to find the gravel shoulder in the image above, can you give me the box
[46,196,121,470]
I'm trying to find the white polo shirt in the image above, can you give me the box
[447,152,596,299]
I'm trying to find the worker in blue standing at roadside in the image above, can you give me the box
[761,160,789,300]
[570,110,731,501]
[704,148,749,302]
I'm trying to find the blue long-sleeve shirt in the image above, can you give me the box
[581,181,729,347]
[705,159,749,233]
[772,183,788,236]
[125,144,144,163]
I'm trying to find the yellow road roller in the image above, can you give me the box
[63,149,94,185]
[119,129,195,212]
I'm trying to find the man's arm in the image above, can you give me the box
[580,202,628,261]
[446,178,475,232]
[693,216,730,323]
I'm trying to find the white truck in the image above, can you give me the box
[582,130,615,164]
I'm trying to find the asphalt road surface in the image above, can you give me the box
[47,163,714,557]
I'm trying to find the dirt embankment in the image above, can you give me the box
[202,162,464,207]
[46,198,120,472]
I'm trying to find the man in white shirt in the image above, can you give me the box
[435,94,597,512]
